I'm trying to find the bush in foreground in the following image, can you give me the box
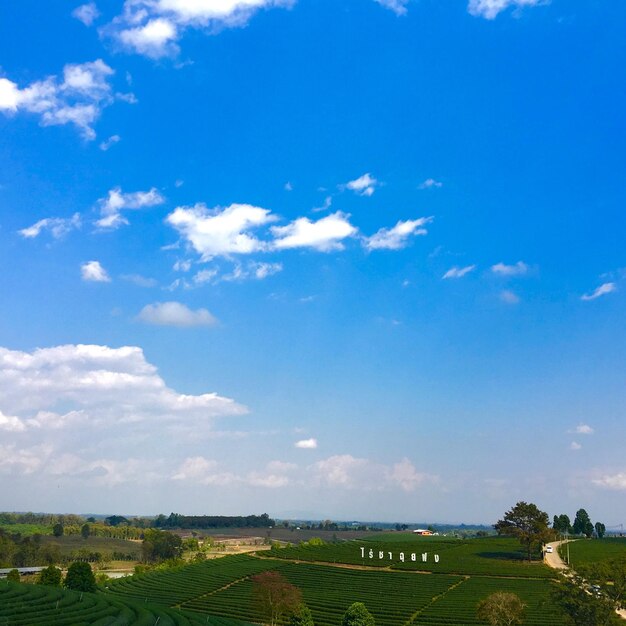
[342,602,375,626]
[476,591,525,625]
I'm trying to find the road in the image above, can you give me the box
[544,540,626,620]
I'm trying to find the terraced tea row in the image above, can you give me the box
[268,536,554,577]
[0,580,248,626]
[565,537,626,568]
[180,561,462,626]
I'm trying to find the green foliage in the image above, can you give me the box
[551,575,617,625]
[288,603,314,626]
[566,537,626,568]
[595,522,606,539]
[80,523,90,539]
[6,569,20,583]
[579,557,626,612]
[553,514,572,534]
[342,602,375,626]
[141,528,183,563]
[304,537,326,547]
[494,501,550,561]
[38,565,62,586]
[52,523,63,538]
[64,561,96,592]
[573,509,594,538]
[476,591,525,625]
[252,570,302,625]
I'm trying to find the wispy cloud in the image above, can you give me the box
[570,423,594,435]
[500,289,520,304]
[581,282,616,301]
[72,2,100,26]
[295,438,318,449]
[102,0,294,59]
[374,0,409,16]
[99,134,120,151]
[364,217,432,250]
[418,178,443,190]
[19,213,81,239]
[272,212,357,251]
[81,260,110,282]
[592,473,626,491]
[491,261,529,276]
[570,441,582,451]
[0,60,131,139]
[137,301,217,327]
[467,0,546,20]
[96,187,165,229]
[443,264,476,279]
[342,173,380,197]
[121,274,158,288]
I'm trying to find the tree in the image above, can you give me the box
[6,569,20,583]
[141,529,183,563]
[572,509,594,538]
[52,523,64,537]
[553,514,572,535]
[579,557,626,613]
[252,570,302,626]
[494,501,550,561]
[594,522,606,539]
[476,592,525,626]
[81,523,91,539]
[288,604,315,626]
[551,574,615,625]
[342,602,375,626]
[38,565,62,586]
[64,561,96,592]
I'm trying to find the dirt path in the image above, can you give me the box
[544,540,626,621]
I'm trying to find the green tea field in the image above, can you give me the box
[564,537,626,568]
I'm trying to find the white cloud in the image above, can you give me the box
[103,0,294,59]
[121,274,158,287]
[137,301,217,327]
[96,187,165,229]
[173,456,218,480]
[99,134,121,151]
[0,410,26,432]
[272,212,357,251]
[73,2,100,26]
[443,265,476,279]
[312,454,437,491]
[500,289,519,304]
[581,282,616,301]
[81,260,111,282]
[569,423,594,435]
[166,203,276,260]
[253,262,282,279]
[364,217,432,251]
[592,473,626,491]
[343,173,379,197]
[491,261,529,276]
[19,213,81,239]
[0,60,129,139]
[418,178,443,189]
[284,181,293,191]
[570,441,582,451]
[374,0,409,16]
[295,438,317,449]
[467,0,546,20]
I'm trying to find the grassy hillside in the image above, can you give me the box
[107,552,565,625]
[565,537,626,568]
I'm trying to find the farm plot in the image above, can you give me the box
[269,537,553,577]
[412,576,564,625]
[0,580,247,626]
[181,562,461,626]
[106,553,283,605]
[565,537,626,568]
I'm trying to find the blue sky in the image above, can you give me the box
[0,0,625,525]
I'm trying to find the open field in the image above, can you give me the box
[190,526,378,543]
[564,537,626,568]
[268,536,553,577]
[39,535,141,559]
[0,580,250,626]
[0,523,52,536]
[107,549,565,625]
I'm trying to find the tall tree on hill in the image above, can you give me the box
[572,509,594,538]
[252,570,302,626]
[38,565,62,586]
[64,561,96,592]
[553,514,572,535]
[288,603,315,626]
[594,522,606,539]
[551,573,615,625]
[494,501,550,561]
